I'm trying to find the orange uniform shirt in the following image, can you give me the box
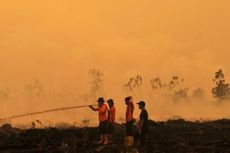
[96,104,108,122]
[126,102,134,122]
[108,106,116,123]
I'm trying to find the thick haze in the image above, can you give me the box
[0,0,230,127]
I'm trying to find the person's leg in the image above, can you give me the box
[140,135,146,146]
[134,131,140,145]
[102,121,109,145]
[108,123,114,143]
[125,121,130,146]
[128,120,134,146]
[140,129,147,146]
[97,122,104,144]
[126,120,134,146]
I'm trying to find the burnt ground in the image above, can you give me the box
[0,119,229,153]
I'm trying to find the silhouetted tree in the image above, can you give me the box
[124,75,143,92]
[168,76,188,101]
[150,77,163,90]
[151,76,188,102]
[150,77,168,96]
[123,75,143,99]
[212,69,230,100]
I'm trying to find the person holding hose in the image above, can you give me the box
[89,97,109,145]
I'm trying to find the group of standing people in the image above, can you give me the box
[89,96,149,147]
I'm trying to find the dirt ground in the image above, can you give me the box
[0,119,229,153]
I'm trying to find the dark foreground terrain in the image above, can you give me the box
[0,119,230,153]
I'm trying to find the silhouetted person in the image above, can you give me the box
[89,97,109,145]
[136,101,148,146]
[125,96,135,146]
[107,99,116,143]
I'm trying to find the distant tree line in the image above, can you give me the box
[0,69,230,103]
[150,76,188,102]
[123,69,230,102]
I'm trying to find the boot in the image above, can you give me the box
[108,134,113,143]
[130,136,134,146]
[103,134,109,145]
[97,135,104,144]
[127,136,134,146]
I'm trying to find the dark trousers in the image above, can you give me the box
[99,120,108,135]
[135,128,148,145]
[107,122,114,134]
[126,120,134,136]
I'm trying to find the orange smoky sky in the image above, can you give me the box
[0,0,230,127]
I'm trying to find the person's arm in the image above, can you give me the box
[89,105,98,111]
[113,108,116,123]
[111,108,115,123]
[131,102,134,113]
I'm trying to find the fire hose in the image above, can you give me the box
[0,104,98,122]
